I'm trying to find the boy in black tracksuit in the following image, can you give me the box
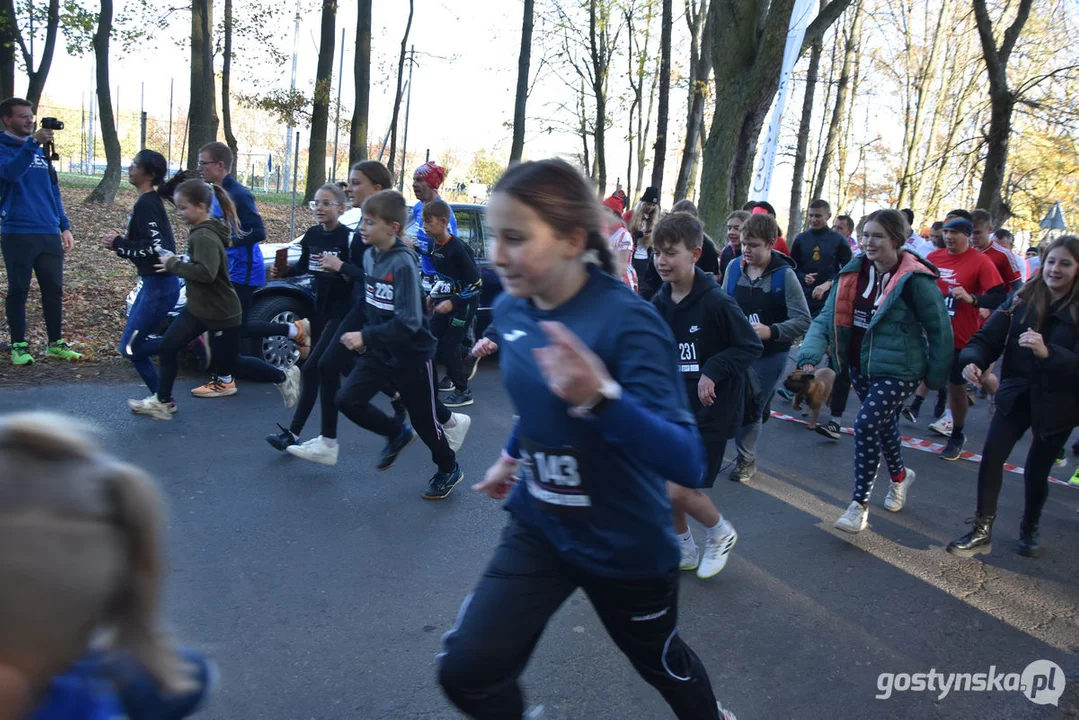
[423,199,482,408]
[651,213,763,579]
[337,190,464,500]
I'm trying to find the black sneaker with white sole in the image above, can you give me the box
[443,389,474,407]
[901,407,917,424]
[438,376,454,392]
[941,434,965,461]
[266,424,297,451]
[815,420,841,440]
[422,464,464,500]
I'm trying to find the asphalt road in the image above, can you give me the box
[3,365,1078,719]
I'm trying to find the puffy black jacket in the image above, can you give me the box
[959,299,1079,437]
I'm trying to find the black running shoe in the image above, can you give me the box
[377,424,415,471]
[421,464,464,500]
[266,424,297,452]
[941,434,965,461]
[443,389,474,407]
[815,420,841,440]
[933,394,947,419]
[438,376,454,392]
[901,407,917,424]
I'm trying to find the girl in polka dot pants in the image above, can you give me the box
[850,373,920,505]
[795,209,956,534]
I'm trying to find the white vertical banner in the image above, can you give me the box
[750,0,816,202]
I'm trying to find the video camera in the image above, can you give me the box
[39,117,62,161]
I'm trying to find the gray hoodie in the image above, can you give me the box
[361,239,437,365]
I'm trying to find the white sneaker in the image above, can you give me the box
[884,468,916,512]
[835,501,868,533]
[276,365,301,409]
[286,436,339,466]
[929,413,953,437]
[717,701,738,720]
[697,521,737,579]
[443,412,471,453]
[679,540,699,571]
[127,395,174,421]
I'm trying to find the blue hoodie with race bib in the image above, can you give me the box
[496,265,705,580]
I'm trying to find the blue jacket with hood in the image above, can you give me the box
[0,132,70,235]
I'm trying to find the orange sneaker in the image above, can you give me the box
[294,319,311,361]
[191,377,238,398]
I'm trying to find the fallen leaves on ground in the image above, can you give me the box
[0,184,305,387]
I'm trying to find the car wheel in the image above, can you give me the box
[248,295,305,370]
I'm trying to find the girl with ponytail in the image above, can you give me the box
[103,150,181,403]
[440,158,735,720]
[0,411,216,720]
[126,179,300,420]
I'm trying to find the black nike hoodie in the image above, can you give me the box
[652,267,764,441]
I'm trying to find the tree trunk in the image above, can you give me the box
[349,0,371,165]
[650,0,672,193]
[637,50,658,199]
[673,0,712,202]
[787,4,824,240]
[699,0,852,233]
[972,0,1033,222]
[588,0,608,193]
[896,0,951,209]
[578,77,591,174]
[85,0,121,204]
[187,0,218,169]
[834,28,860,211]
[386,0,414,176]
[221,0,239,173]
[509,0,534,164]
[0,0,14,100]
[23,0,59,109]
[304,0,337,202]
[811,0,860,204]
[628,0,655,201]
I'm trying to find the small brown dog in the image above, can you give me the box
[783,367,836,429]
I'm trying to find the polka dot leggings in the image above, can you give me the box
[850,370,920,505]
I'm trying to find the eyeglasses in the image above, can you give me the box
[196,160,219,167]
[309,200,342,210]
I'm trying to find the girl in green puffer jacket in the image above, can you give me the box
[797,209,952,535]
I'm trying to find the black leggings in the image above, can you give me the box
[975,397,1071,522]
[235,283,292,341]
[155,310,284,402]
[438,520,721,719]
[336,356,456,472]
[2,233,64,343]
[432,300,476,392]
[830,364,852,418]
[289,317,341,439]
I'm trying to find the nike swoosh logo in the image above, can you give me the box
[504,330,526,342]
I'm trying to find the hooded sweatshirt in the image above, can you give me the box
[0,132,70,235]
[652,267,763,441]
[164,220,242,329]
[360,238,437,366]
[725,250,812,355]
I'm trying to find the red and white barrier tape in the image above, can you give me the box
[769,411,1078,490]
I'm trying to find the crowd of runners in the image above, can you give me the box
[1,90,1078,719]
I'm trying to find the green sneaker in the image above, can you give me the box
[1069,467,1079,487]
[10,342,34,365]
[46,339,83,362]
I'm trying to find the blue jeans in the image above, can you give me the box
[119,275,180,394]
[735,351,789,464]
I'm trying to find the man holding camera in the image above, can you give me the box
[0,97,81,364]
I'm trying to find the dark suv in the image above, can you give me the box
[127,203,500,369]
